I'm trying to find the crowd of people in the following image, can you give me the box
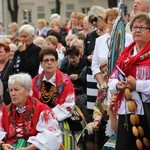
[0,0,150,150]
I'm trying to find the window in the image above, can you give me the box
[81,7,90,13]
[37,13,45,18]
[23,9,32,23]
[37,6,44,12]
[66,4,75,18]
[51,9,56,14]
[66,4,74,10]
[37,6,45,19]
[124,5,128,15]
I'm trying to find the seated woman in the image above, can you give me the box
[60,45,87,96]
[0,73,62,150]
[32,48,86,150]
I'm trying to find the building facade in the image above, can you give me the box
[1,0,133,28]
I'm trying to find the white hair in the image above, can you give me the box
[88,6,106,20]
[8,73,32,90]
[33,36,47,49]
[19,24,35,35]
[65,34,77,41]
[9,43,18,51]
[50,13,61,21]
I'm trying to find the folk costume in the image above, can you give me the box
[32,69,76,150]
[0,96,62,150]
[108,41,150,150]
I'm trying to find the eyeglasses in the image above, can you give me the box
[42,58,56,63]
[89,17,98,24]
[132,26,150,32]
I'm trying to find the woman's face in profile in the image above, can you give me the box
[8,83,29,108]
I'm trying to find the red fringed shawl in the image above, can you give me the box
[111,41,150,113]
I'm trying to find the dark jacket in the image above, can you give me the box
[12,43,41,78]
[0,60,14,104]
[47,28,67,47]
[60,56,87,95]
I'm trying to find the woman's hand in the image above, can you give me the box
[116,80,126,91]
[107,93,118,114]
[17,144,37,150]
[92,120,100,132]
[87,55,93,62]
[92,116,101,132]
[2,143,14,150]
[18,42,26,52]
[69,74,78,81]
[126,75,136,91]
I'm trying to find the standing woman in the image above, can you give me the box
[84,6,108,123]
[108,13,150,150]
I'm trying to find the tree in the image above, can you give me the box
[108,0,118,8]
[55,0,60,14]
[7,0,18,22]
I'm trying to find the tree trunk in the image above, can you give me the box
[7,0,18,22]
[108,0,118,8]
[55,0,60,14]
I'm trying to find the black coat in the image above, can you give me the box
[60,56,87,95]
[12,43,41,78]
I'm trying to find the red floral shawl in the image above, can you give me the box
[32,69,75,106]
[111,41,150,113]
[2,96,51,144]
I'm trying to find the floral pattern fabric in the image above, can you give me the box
[0,97,62,150]
[32,69,75,121]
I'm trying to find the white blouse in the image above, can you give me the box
[0,108,62,150]
[108,46,150,115]
[91,32,133,77]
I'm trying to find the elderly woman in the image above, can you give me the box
[32,48,76,150]
[108,13,150,150]
[33,36,47,50]
[0,73,62,150]
[12,24,41,78]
